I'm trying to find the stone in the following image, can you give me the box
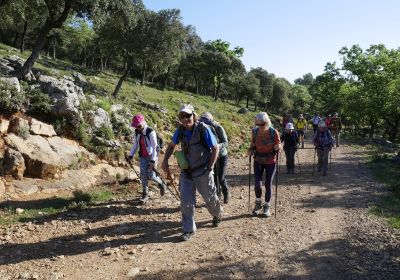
[38,75,85,122]
[72,72,88,89]
[92,136,121,148]
[111,104,123,113]
[13,181,39,195]
[7,115,29,135]
[85,108,111,129]
[127,267,141,278]
[15,208,24,214]
[2,148,25,179]
[0,118,10,134]
[0,77,21,92]
[238,108,249,114]
[29,118,57,137]
[5,134,88,179]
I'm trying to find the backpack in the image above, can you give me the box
[252,126,275,146]
[136,127,164,151]
[178,122,217,153]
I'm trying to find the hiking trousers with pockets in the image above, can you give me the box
[139,157,163,195]
[317,149,330,175]
[179,170,222,233]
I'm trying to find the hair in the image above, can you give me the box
[255,112,272,128]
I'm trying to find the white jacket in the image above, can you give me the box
[129,125,158,162]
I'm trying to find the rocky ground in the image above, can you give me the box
[0,137,399,280]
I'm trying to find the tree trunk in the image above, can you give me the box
[52,39,56,60]
[141,62,146,85]
[13,2,71,77]
[113,67,130,97]
[246,96,250,108]
[13,33,19,49]
[163,67,171,89]
[19,20,27,53]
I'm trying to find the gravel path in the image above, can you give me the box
[1,138,399,280]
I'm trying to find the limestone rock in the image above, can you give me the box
[86,108,111,129]
[29,118,57,137]
[38,74,85,121]
[0,77,21,92]
[7,115,29,135]
[5,134,88,179]
[0,118,10,134]
[2,148,25,179]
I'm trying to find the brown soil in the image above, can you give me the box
[1,138,399,280]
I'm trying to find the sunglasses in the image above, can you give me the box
[256,123,266,126]
[179,113,193,120]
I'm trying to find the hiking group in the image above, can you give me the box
[126,105,341,241]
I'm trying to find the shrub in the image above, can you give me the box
[0,80,26,114]
[26,87,52,115]
[17,123,30,140]
[95,125,114,140]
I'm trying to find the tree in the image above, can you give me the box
[250,67,275,110]
[290,84,312,115]
[271,78,292,114]
[294,73,314,87]
[12,0,130,78]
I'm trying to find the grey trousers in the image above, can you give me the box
[179,170,222,233]
[317,149,330,175]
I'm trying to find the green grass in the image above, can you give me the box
[367,153,400,228]
[0,188,124,226]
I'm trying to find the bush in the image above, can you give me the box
[26,87,52,115]
[0,81,26,114]
[17,124,30,140]
[96,125,114,140]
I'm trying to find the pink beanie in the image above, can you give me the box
[131,114,145,127]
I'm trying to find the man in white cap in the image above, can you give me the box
[313,121,334,176]
[162,104,223,241]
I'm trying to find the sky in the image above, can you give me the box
[142,0,400,83]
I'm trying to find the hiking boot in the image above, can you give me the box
[212,216,221,227]
[252,201,262,216]
[158,182,166,196]
[262,202,271,217]
[181,231,194,241]
[223,192,230,204]
[139,193,149,204]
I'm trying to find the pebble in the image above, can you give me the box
[15,208,24,214]
[126,267,140,278]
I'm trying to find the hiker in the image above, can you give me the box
[161,104,223,241]
[331,112,342,147]
[199,112,230,204]
[247,112,281,217]
[313,121,334,176]
[312,113,321,135]
[282,123,299,174]
[128,114,167,203]
[294,114,307,148]
[281,113,290,134]
[325,114,332,131]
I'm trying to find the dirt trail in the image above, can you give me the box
[1,135,399,280]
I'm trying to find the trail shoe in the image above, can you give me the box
[262,202,271,217]
[181,231,194,241]
[139,193,149,204]
[158,183,166,196]
[252,201,262,216]
[212,216,221,227]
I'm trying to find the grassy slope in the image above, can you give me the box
[0,42,271,154]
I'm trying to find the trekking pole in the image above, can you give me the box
[296,151,302,174]
[248,155,251,213]
[125,157,142,184]
[275,152,279,219]
[330,148,332,171]
[214,161,221,199]
[153,169,180,201]
[312,148,316,176]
